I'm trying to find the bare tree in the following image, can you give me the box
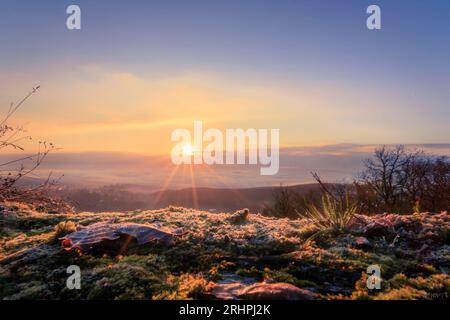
[270,184,299,218]
[358,145,450,213]
[402,155,450,212]
[358,146,419,212]
[0,87,58,201]
[266,146,449,218]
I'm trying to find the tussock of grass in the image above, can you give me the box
[302,194,357,239]
[54,221,77,238]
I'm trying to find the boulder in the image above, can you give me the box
[210,273,257,300]
[354,236,372,249]
[60,221,177,253]
[237,282,316,300]
[363,221,394,237]
[227,208,249,224]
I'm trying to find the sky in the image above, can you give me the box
[1,0,450,155]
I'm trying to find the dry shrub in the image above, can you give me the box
[54,221,77,238]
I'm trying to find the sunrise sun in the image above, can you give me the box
[182,144,194,156]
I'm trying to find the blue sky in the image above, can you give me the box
[2,0,449,79]
[0,0,450,153]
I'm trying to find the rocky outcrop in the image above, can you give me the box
[60,221,178,253]
[210,274,316,300]
[237,282,316,300]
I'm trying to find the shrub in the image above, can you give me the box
[303,193,357,238]
[54,221,77,238]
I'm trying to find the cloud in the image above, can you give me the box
[1,64,447,155]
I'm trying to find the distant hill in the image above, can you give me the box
[149,184,322,212]
[60,184,322,212]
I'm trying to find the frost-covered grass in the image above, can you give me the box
[0,202,449,300]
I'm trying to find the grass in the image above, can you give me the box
[54,221,77,238]
[302,193,357,239]
[0,203,449,300]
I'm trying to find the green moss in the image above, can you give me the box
[85,262,168,300]
[264,268,318,287]
[10,215,66,230]
[236,266,263,280]
[1,205,449,300]
[26,227,53,237]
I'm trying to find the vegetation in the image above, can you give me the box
[303,193,357,237]
[0,88,67,213]
[53,221,77,239]
[357,145,450,213]
[0,91,448,301]
[266,145,450,218]
[0,203,448,300]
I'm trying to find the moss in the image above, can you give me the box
[26,227,53,237]
[375,287,428,300]
[3,281,52,300]
[236,267,263,280]
[263,268,318,288]
[208,260,236,280]
[1,205,449,300]
[9,215,66,230]
[85,262,168,300]
[340,272,450,300]
[153,273,212,300]
[0,228,17,238]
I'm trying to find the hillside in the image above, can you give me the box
[59,184,322,212]
[148,184,322,212]
[0,203,449,300]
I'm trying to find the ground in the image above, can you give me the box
[0,202,449,300]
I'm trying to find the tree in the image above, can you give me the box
[0,87,58,200]
[402,155,450,212]
[358,146,418,212]
[358,145,450,213]
[269,184,299,218]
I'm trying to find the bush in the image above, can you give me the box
[357,145,450,213]
[303,193,357,237]
[54,221,77,238]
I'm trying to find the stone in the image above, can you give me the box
[354,236,372,249]
[363,221,393,237]
[227,208,249,224]
[60,221,177,253]
[237,282,316,300]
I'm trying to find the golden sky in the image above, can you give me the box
[1,64,442,156]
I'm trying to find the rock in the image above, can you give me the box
[227,208,249,224]
[60,221,177,253]
[210,274,316,300]
[212,282,249,300]
[354,236,372,249]
[363,221,393,237]
[174,227,185,236]
[237,282,316,300]
[211,273,257,300]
